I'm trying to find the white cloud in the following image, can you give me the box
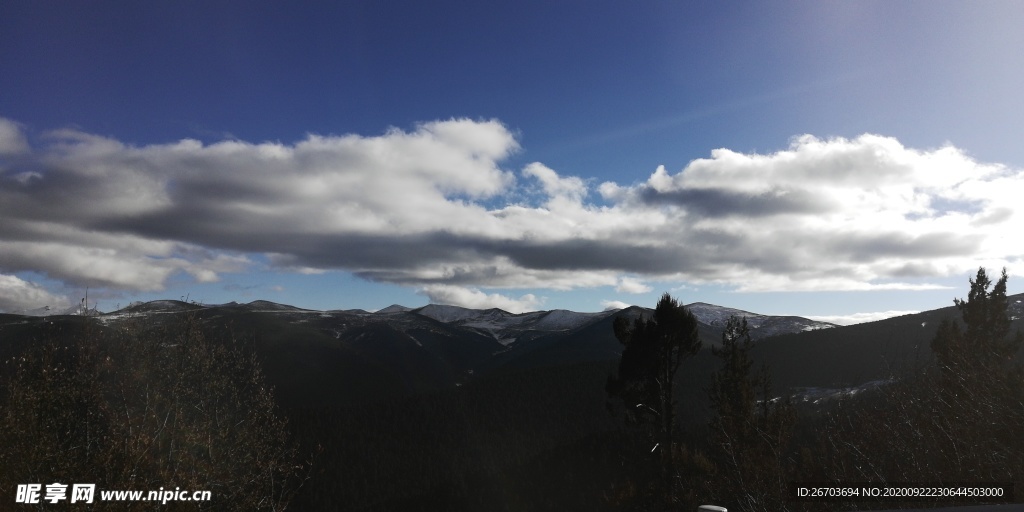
[605,134,1023,289]
[601,300,632,311]
[0,240,181,291]
[0,119,29,156]
[806,310,920,326]
[0,237,249,291]
[418,284,543,313]
[0,274,71,313]
[522,162,587,201]
[2,117,1023,303]
[615,276,652,294]
[726,274,954,293]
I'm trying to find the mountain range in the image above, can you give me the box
[3,295,1022,408]
[111,299,835,393]
[0,298,830,404]
[3,294,1023,511]
[16,298,837,337]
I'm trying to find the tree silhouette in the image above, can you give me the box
[932,267,1023,390]
[814,267,1024,504]
[606,293,701,507]
[709,316,756,446]
[707,315,794,512]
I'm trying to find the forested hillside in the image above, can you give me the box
[1,277,1022,510]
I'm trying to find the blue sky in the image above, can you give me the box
[1,1,1023,323]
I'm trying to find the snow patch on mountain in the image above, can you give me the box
[685,302,763,326]
[124,300,198,313]
[414,304,482,323]
[404,305,613,345]
[532,310,605,331]
[791,379,894,405]
[685,301,835,336]
[246,300,312,312]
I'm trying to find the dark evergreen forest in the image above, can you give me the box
[1,269,1022,511]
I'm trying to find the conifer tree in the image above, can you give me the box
[709,316,756,446]
[707,315,794,512]
[606,293,701,507]
[932,267,1023,387]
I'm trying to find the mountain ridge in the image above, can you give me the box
[43,298,838,334]
[2,293,1022,408]
[0,297,838,404]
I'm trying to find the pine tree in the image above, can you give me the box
[707,316,794,512]
[932,267,1023,387]
[709,316,756,447]
[606,293,701,508]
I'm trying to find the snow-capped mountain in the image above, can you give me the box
[414,304,490,323]
[1,297,840,395]
[5,294,1022,408]
[411,305,610,346]
[26,297,838,385]
[9,298,834,343]
[684,302,836,337]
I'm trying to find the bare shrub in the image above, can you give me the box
[0,312,306,510]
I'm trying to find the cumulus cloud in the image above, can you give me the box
[806,310,921,326]
[418,284,543,313]
[2,117,1023,310]
[0,273,71,313]
[522,162,587,201]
